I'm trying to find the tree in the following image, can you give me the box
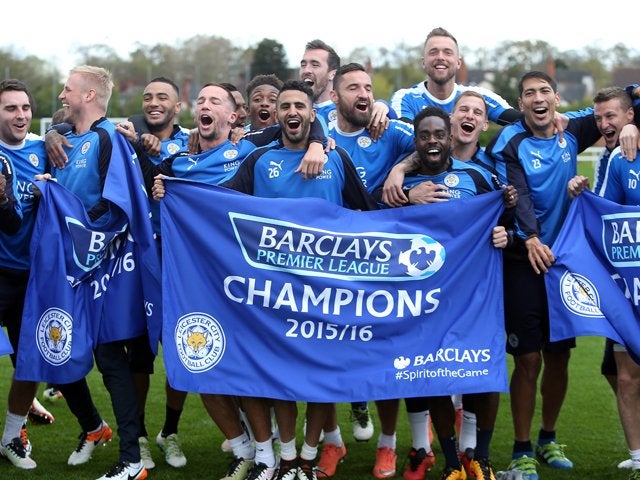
[0,48,62,117]
[359,43,423,93]
[5,35,639,123]
[250,39,290,81]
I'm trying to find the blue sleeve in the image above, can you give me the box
[390,88,419,123]
[563,106,594,120]
[487,128,540,240]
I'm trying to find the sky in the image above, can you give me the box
[6,0,636,75]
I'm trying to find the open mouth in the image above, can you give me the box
[286,118,301,129]
[200,114,213,126]
[461,122,475,133]
[533,107,548,115]
[303,78,314,87]
[356,101,368,112]
[258,110,271,121]
[603,129,616,140]
[424,147,441,158]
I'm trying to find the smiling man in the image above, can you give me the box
[390,27,520,127]
[371,105,513,480]
[320,63,414,479]
[486,70,603,480]
[143,83,255,184]
[222,80,376,208]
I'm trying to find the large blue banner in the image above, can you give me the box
[546,191,640,359]
[15,134,161,383]
[160,179,509,402]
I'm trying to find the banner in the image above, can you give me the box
[15,133,161,383]
[161,179,509,402]
[0,328,13,356]
[546,191,640,360]
[101,133,162,350]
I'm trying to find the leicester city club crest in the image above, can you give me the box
[174,312,226,373]
[559,271,603,318]
[36,308,73,365]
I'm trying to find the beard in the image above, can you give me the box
[428,67,456,86]
[147,117,172,134]
[338,99,371,129]
[282,122,310,146]
[199,126,221,142]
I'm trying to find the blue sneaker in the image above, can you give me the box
[506,454,538,480]
[536,441,573,469]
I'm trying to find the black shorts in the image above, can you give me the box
[126,334,156,374]
[0,267,30,367]
[601,337,617,376]
[503,255,575,356]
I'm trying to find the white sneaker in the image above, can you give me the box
[351,406,374,441]
[41,386,64,403]
[28,397,55,424]
[619,459,634,469]
[0,437,37,469]
[68,421,113,465]
[245,462,276,480]
[138,437,155,470]
[96,461,147,480]
[221,456,254,480]
[156,431,187,468]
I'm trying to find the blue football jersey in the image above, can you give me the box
[600,147,640,205]
[52,118,114,213]
[452,146,502,188]
[329,120,414,192]
[390,82,512,124]
[222,143,376,210]
[314,100,337,127]
[487,113,601,245]
[158,138,258,185]
[402,159,493,200]
[0,136,47,269]
[593,147,612,196]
